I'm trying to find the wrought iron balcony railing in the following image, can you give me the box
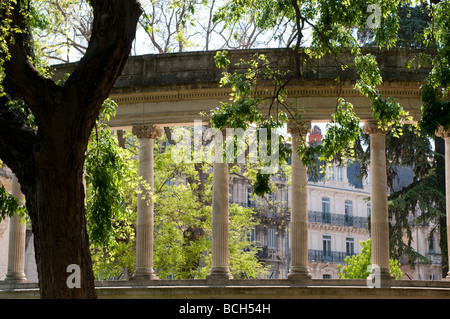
[308,249,356,264]
[307,210,368,229]
[255,246,356,264]
[230,202,369,229]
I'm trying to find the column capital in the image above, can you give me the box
[132,124,162,139]
[436,126,450,139]
[288,121,311,136]
[363,120,390,135]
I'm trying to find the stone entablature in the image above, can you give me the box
[52,48,430,127]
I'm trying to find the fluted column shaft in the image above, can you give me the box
[364,120,391,283]
[208,130,232,280]
[437,127,450,280]
[6,174,27,282]
[287,122,311,281]
[132,125,161,280]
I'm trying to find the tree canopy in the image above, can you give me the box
[338,239,403,280]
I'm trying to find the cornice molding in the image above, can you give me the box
[308,222,369,234]
[110,83,422,105]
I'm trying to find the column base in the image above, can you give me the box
[287,266,312,283]
[131,268,159,281]
[443,272,450,281]
[5,272,29,283]
[207,267,233,281]
[366,267,393,288]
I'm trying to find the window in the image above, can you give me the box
[328,165,335,181]
[268,229,277,249]
[266,192,276,217]
[286,186,289,207]
[337,166,343,182]
[323,274,332,279]
[246,188,254,207]
[345,200,353,226]
[346,238,355,256]
[246,228,256,243]
[323,235,332,257]
[229,185,233,203]
[322,197,331,223]
[429,237,435,253]
[366,172,371,186]
[322,197,330,213]
[345,200,353,216]
[367,202,371,217]
[267,192,275,203]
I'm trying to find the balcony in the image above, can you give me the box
[308,210,368,229]
[425,253,442,264]
[232,201,369,228]
[308,249,356,264]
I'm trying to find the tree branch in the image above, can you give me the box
[0,94,37,180]
[64,0,142,115]
[2,1,60,121]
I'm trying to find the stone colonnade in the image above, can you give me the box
[126,119,397,283]
[4,122,450,283]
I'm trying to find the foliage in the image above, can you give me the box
[0,0,51,93]
[388,168,445,266]
[85,102,141,279]
[85,100,130,247]
[338,239,403,280]
[419,0,450,135]
[84,101,141,281]
[300,98,361,176]
[420,82,450,135]
[0,0,16,95]
[358,2,430,48]
[0,184,26,221]
[0,162,27,222]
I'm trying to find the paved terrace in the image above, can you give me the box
[1,279,450,298]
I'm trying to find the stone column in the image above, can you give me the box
[436,127,450,280]
[6,174,27,282]
[208,129,233,280]
[132,124,162,280]
[287,122,311,282]
[364,120,392,285]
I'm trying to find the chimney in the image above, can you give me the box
[308,125,323,144]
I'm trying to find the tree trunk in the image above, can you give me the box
[0,0,142,298]
[33,160,95,298]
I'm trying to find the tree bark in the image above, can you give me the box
[0,0,142,298]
